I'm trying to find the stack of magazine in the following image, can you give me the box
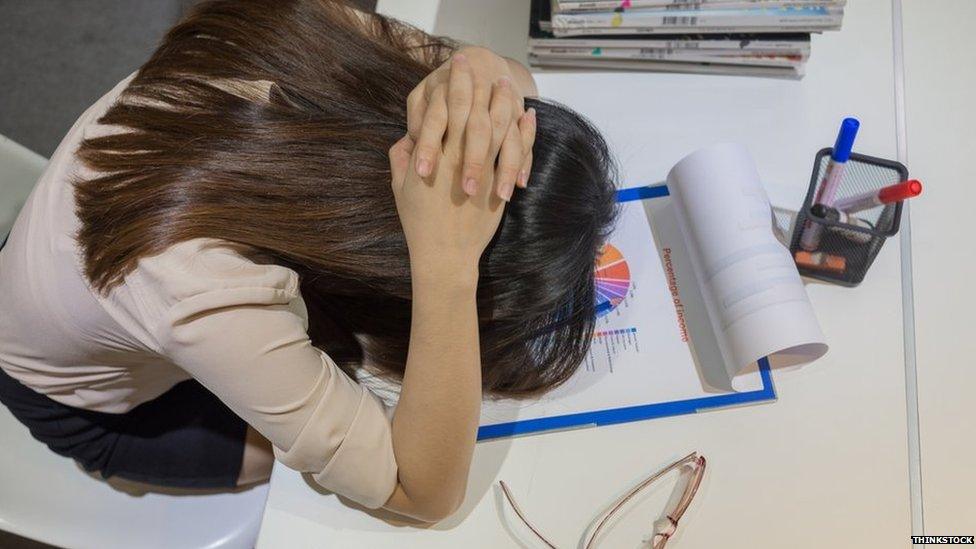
[528,0,846,78]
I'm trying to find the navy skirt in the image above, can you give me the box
[0,235,247,489]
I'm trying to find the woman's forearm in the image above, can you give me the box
[381,46,524,523]
[383,267,482,522]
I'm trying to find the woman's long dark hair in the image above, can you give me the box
[75,0,619,396]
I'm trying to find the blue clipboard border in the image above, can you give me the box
[477,184,776,440]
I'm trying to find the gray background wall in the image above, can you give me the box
[0,0,374,158]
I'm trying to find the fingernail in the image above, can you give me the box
[517,170,528,188]
[417,159,431,177]
[463,177,478,195]
[498,76,511,88]
[453,53,466,63]
[527,107,536,122]
[500,182,514,202]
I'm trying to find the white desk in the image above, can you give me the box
[901,0,976,534]
[257,1,920,546]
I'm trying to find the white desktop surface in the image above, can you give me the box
[257,1,922,547]
[901,0,976,533]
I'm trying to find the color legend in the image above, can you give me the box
[585,326,640,373]
[594,328,638,338]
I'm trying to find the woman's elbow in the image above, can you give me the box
[384,484,465,523]
[411,498,463,523]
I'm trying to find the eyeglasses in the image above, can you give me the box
[499,451,707,549]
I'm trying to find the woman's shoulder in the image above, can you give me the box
[107,238,301,333]
[127,238,301,304]
[93,237,303,354]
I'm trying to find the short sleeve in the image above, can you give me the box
[125,239,398,508]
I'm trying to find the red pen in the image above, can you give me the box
[833,179,922,214]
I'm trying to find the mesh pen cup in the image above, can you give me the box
[789,148,908,286]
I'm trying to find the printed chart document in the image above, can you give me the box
[478,143,827,438]
[665,143,827,384]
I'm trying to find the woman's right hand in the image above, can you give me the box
[391,54,520,283]
[406,48,537,202]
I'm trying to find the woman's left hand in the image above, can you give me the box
[407,46,536,201]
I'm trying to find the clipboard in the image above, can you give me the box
[477,184,776,440]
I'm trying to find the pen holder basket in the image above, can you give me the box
[788,148,908,287]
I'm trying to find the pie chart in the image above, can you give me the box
[594,243,631,318]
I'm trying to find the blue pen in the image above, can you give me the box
[800,117,860,251]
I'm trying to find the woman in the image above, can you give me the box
[0,0,617,522]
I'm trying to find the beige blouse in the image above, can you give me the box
[0,74,398,509]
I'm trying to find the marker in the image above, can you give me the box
[833,179,922,214]
[800,117,860,251]
[810,204,873,244]
[795,250,846,274]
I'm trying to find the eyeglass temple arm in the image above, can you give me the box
[668,455,706,523]
[499,480,559,549]
[652,455,706,549]
[582,452,702,549]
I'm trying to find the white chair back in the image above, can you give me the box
[0,134,269,549]
[0,134,46,236]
